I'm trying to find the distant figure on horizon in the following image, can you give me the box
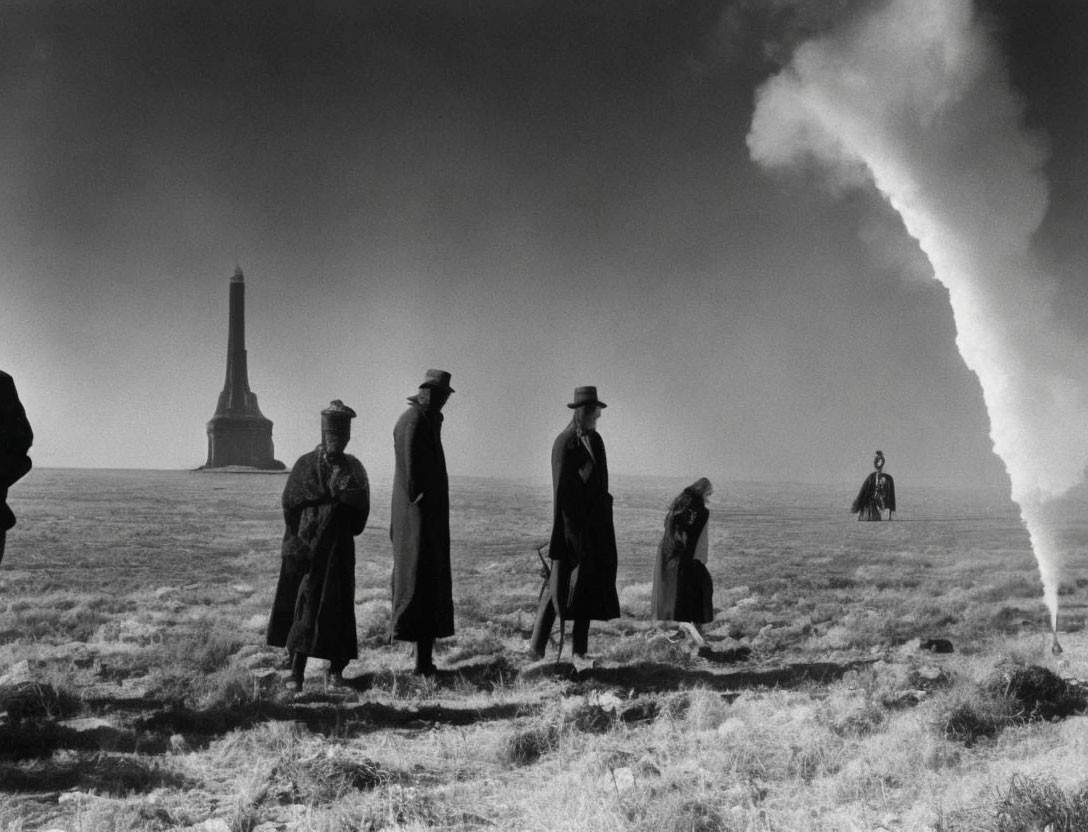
[0,371,34,567]
[390,369,456,677]
[530,386,620,666]
[851,450,895,521]
[267,401,369,691]
[652,478,715,643]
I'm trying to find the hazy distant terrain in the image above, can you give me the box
[1,469,1086,831]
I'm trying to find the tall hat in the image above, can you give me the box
[568,386,607,409]
[321,400,356,432]
[419,369,455,393]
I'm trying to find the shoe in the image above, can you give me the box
[572,654,595,672]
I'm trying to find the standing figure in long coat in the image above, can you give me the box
[851,450,896,521]
[390,369,455,676]
[530,386,620,663]
[0,370,34,567]
[268,401,369,690]
[652,478,714,642]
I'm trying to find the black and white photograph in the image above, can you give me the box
[2,1,1088,829]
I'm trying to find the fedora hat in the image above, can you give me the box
[567,386,607,409]
[419,369,454,393]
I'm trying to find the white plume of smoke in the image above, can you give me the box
[747,0,1088,627]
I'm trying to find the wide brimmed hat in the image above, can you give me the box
[321,400,356,432]
[419,369,455,393]
[567,386,607,409]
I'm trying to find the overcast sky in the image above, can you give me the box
[2,0,1085,489]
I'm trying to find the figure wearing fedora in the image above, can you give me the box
[390,369,456,676]
[530,386,621,664]
[851,450,896,521]
[268,401,370,691]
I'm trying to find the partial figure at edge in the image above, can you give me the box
[851,449,895,521]
[0,370,34,567]
[267,400,370,690]
[652,477,714,643]
[390,369,456,677]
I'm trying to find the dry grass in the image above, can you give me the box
[2,471,1088,831]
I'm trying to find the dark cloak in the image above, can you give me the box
[0,371,34,538]
[390,402,454,641]
[851,471,896,521]
[547,421,621,621]
[651,498,713,624]
[267,447,369,664]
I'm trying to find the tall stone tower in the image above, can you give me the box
[203,267,284,470]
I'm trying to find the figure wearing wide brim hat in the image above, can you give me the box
[567,385,606,410]
[390,369,456,676]
[530,384,621,665]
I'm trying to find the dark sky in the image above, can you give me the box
[2,0,1085,489]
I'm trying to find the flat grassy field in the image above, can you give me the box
[1,468,1086,831]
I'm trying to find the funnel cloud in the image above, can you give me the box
[747,0,1087,625]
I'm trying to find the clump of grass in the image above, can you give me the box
[683,687,733,731]
[499,721,561,766]
[984,664,1088,722]
[362,784,448,830]
[993,775,1088,832]
[268,748,388,804]
[937,663,1085,746]
[629,793,729,832]
[823,696,888,738]
[0,681,82,723]
[937,698,1015,747]
[443,627,506,663]
[604,633,698,668]
[166,620,246,674]
[564,702,616,734]
[937,775,1088,832]
[356,598,390,645]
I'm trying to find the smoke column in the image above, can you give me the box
[747,0,1088,628]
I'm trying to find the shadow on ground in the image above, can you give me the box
[526,657,880,695]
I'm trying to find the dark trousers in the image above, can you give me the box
[530,591,589,657]
[291,652,348,683]
[415,636,435,673]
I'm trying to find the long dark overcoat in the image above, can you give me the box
[1,371,33,557]
[390,402,454,641]
[851,472,896,520]
[267,448,369,664]
[651,499,713,623]
[547,422,621,621]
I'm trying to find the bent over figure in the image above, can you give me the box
[1,370,34,566]
[268,401,369,690]
[851,450,895,521]
[652,478,714,637]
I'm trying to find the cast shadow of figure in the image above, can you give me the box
[523,655,878,696]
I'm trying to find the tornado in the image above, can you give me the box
[747,0,1088,640]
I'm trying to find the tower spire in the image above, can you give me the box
[203,267,284,470]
